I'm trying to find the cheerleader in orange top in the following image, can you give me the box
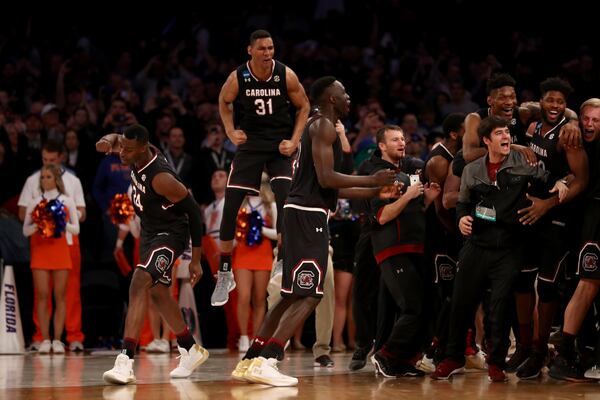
[23,164,80,354]
[233,176,277,352]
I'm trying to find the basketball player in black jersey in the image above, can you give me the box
[550,98,600,381]
[230,77,397,386]
[420,113,468,371]
[212,29,310,306]
[96,125,209,385]
[549,98,600,382]
[512,78,588,380]
[462,73,580,164]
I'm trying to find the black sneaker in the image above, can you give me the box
[371,352,396,378]
[349,347,370,371]
[314,354,334,368]
[506,345,531,373]
[371,351,424,378]
[516,351,546,380]
[395,363,425,377]
[548,355,592,382]
[548,329,563,346]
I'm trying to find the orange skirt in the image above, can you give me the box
[233,239,273,271]
[30,233,72,270]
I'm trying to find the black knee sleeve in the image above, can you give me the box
[219,188,248,242]
[514,270,536,294]
[270,178,291,234]
[537,279,559,303]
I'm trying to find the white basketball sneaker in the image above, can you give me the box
[103,353,136,385]
[244,357,298,386]
[170,344,209,378]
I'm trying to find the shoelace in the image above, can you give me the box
[175,349,188,360]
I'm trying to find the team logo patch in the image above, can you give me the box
[297,270,315,289]
[549,133,555,140]
[141,174,146,182]
[288,260,323,294]
[274,75,280,82]
[579,243,600,273]
[435,254,457,281]
[510,118,516,126]
[439,263,455,281]
[583,253,598,272]
[155,254,170,272]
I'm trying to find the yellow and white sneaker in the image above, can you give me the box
[170,344,209,378]
[465,350,487,370]
[244,357,298,387]
[416,354,435,373]
[232,358,254,382]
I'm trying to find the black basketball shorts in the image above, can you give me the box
[578,201,600,280]
[227,149,293,194]
[138,233,186,286]
[281,205,329,298]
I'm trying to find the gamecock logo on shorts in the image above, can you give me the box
[435,254,457,282]
[155,254,169,272]
[579,243,600,274]
[583,253,598,272]
[439,263,455,281]
[297,271,315,289]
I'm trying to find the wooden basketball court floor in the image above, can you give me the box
[3,350,600,400]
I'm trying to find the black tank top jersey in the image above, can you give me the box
[286,115,343,211]
[585,140,600,200]
[235,60,294,151]
[528,117,570,201]
[130,147,188,240]
[425,143,453,180]
[424,143,457,247]
[476,107,528,145]
[452,150,467,177]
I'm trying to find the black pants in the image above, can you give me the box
[446,242,518,367]
[351,230,379,350]
[377,253,425,359]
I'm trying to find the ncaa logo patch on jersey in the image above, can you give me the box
[274,75,280,82]
[141,174,146,182]
[580,243,600,273]
[549,133,555,140]
[243,71,251,83]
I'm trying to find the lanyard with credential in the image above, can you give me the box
[166,151,185,175]
[211,150,227,169]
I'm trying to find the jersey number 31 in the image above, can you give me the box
[254,98,273,115]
